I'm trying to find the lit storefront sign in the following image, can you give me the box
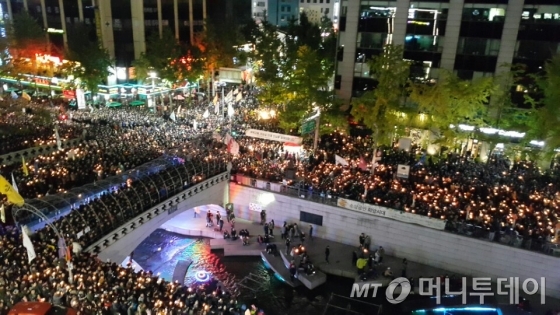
[47,28,64,34]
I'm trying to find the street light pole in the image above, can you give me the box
[12,206,73,284]
[221,85,225,117]
[313,114,320,152]
[149,71,157,111]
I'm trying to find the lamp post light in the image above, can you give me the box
[149,71,158,110]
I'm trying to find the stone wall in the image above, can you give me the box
[229,183,559,297]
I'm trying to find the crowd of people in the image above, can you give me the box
[232,132,560,252]
[0,107,81,155]
[0,95,276,314]
[1,141,238,315]
[2,89,560,314]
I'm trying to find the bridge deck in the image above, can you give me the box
[260,251,300,288]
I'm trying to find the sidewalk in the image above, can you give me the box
[161,205,560,314]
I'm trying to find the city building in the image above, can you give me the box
[251,0,299,27]
[335,0,560,104]
[298,0,341,29]
[3,0,251,81]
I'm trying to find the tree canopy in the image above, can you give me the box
[524,54,560,157]
[248,14,344,133]
[409,70,495,145]
[64,23,113,94]
[6,12,47,59]
[1,12,49,80]
[351,45,411,145]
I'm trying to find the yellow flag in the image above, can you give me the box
[22,157,29,176]
[22,92,31,101]
[0,175,24,206]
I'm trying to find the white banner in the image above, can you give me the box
[245,129,302,144]
[337,198,446,230]
[76,89,87,109]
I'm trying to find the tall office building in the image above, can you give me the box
[335,0,560,104]
[4,0,251,72]
[251,0,300,27]
[298,0,340,29]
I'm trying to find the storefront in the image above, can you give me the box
[97,85,120,100]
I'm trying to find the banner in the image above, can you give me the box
[22,226,37,263]
[335,155,349,166]
[76,89,86,109]
[337,198,446,230]
[245,129,302,144]
[397,164,410,179]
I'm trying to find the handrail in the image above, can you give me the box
[232,174,560,257]
[0,137,84,164]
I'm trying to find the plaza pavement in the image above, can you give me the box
[159,204,560,314]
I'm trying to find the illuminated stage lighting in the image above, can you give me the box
[195,270,211,282]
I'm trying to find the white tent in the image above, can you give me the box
[173,94,185,100]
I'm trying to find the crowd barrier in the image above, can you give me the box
[0,137,84,165]
[233,174,560,257]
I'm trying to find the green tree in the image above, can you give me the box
[6,12,47,59]
[250,21,284,84]
[408,70,494,146]
[282,46,331,127]
[194,18,241,89]
[525,54,560,157]
[142,28,183,84]
[65,23,113,94]
[2,12,48,80]
[131,54,151,84]
[351,45,411,145]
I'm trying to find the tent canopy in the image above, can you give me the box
[130,100,145,106]
[107,102,122,107]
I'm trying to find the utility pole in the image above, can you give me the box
[221,85,225,116]
[313,114,320,152]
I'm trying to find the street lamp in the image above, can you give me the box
[148,71,158,110]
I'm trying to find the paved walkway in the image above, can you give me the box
[160,205,560,314]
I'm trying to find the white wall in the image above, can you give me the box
[95,174,228,264]
[229,183,560,297]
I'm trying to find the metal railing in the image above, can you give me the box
[233,174,560,257]
[85,171,230,254]
[15,155,227,231]
[0,137,84,165]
